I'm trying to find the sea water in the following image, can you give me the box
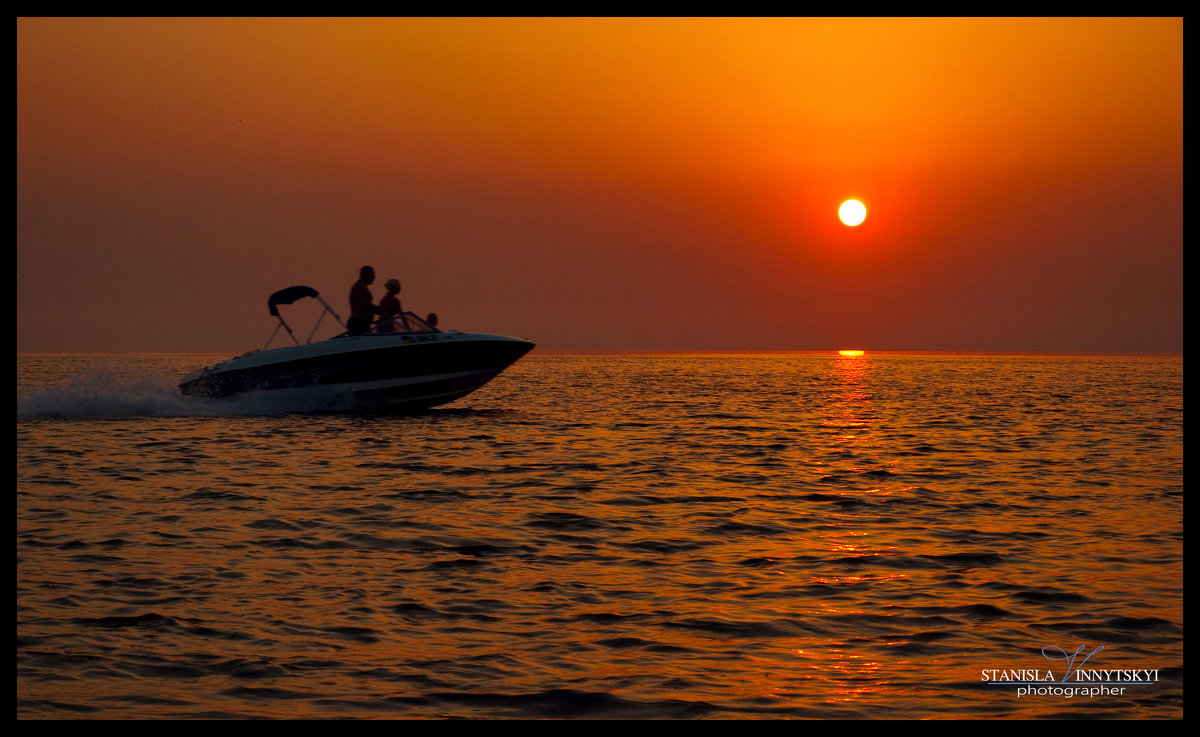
[16,352,1183,719]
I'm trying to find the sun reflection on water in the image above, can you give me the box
[820,351,881,463]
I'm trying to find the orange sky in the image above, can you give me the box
[17,17,1182,352]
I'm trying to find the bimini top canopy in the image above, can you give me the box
[268,286,320,316]
[263,286,344,349]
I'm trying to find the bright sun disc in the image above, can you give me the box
[839,199,866,226]
[838,349,865,357]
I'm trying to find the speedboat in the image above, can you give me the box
[179,285,534,412]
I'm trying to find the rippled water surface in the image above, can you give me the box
[17,352,1184,719]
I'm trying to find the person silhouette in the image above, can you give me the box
[376,279,403,332]
[347,265,378,335]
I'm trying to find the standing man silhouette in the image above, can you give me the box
[348,265,378,335]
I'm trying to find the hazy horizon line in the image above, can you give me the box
[16,348,1184,358]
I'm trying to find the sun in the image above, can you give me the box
[839,199,867,226]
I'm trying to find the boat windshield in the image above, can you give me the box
[373,311,441,335]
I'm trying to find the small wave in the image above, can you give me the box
[417,558,489,572]
[663,616,811,639]
[16,699,102,715]
[930,603,1015,620]
[390,602,444,619]
[1013,588,1094,605]
[525,512,610,532]
[428,688,718,720]
[618,538,710,554]
[77,612,178,629]
[703,520,792,537]
[183,488,267,503]
[593,636,661,649]
[219,686,314,701]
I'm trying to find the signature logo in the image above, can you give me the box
[981,644,1160,699]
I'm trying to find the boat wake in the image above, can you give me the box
[17,368,351,419]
